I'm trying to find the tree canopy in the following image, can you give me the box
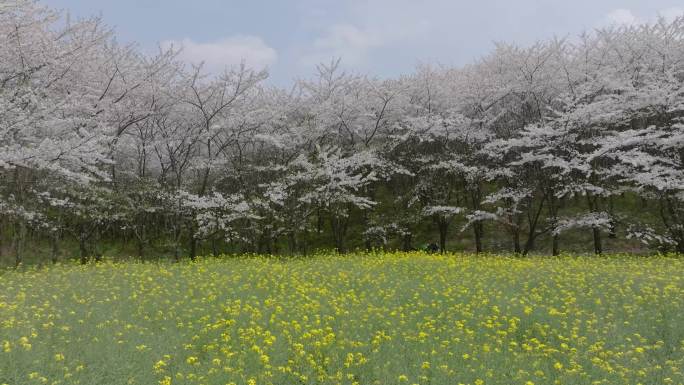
[2,1,684,264]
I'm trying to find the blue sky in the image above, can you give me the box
[42,0,684,85]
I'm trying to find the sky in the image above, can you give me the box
[42,0,684,86]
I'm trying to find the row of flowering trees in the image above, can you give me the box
[1,1,683,264]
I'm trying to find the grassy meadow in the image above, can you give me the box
[1,253,683,385]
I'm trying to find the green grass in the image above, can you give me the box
[1,252,683,385]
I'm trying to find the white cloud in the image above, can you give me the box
[658,7,684,22]
[301,20,429,67]
[604,8,640,26]
[161,36,277,73]
[603,7,684,27]
[303,24,382,66]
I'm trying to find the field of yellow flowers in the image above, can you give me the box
[1,252,683,385]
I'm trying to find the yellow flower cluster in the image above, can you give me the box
[0,252,683,385]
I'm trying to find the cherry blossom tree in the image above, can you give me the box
[2,1,684,262]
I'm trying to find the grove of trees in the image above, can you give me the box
[2,1,684,264]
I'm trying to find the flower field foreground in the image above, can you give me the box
[1,253,683,385]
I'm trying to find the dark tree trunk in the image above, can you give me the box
[79,234,88,265]
[211,236,219,257]
[402,233,413,251]
[592,227,602,255]
[260,234,273,255]
[362,206,372,251]
[173,240,180,262]
[173,196,183,262]
[513,230,521,254]
[330,215,348,253]
[552,234,560,256]
[437,219,448,253]
[522,234,535,256]
[50,233,59,264]
[522,194,547,256]
[608,196,617,239]
[473,222,483,253]
[658,195,684,253]
[586,194,603,255]
[136,237,145,259]
[548,190,560,256]
[470,184,484,253]
[676,239,684,254]
[13,221,25,268]
[301,231,309,256]
[135,220,146,258]
[189,235,197,261]
[317,208,323,233]
[288,233,297,254]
